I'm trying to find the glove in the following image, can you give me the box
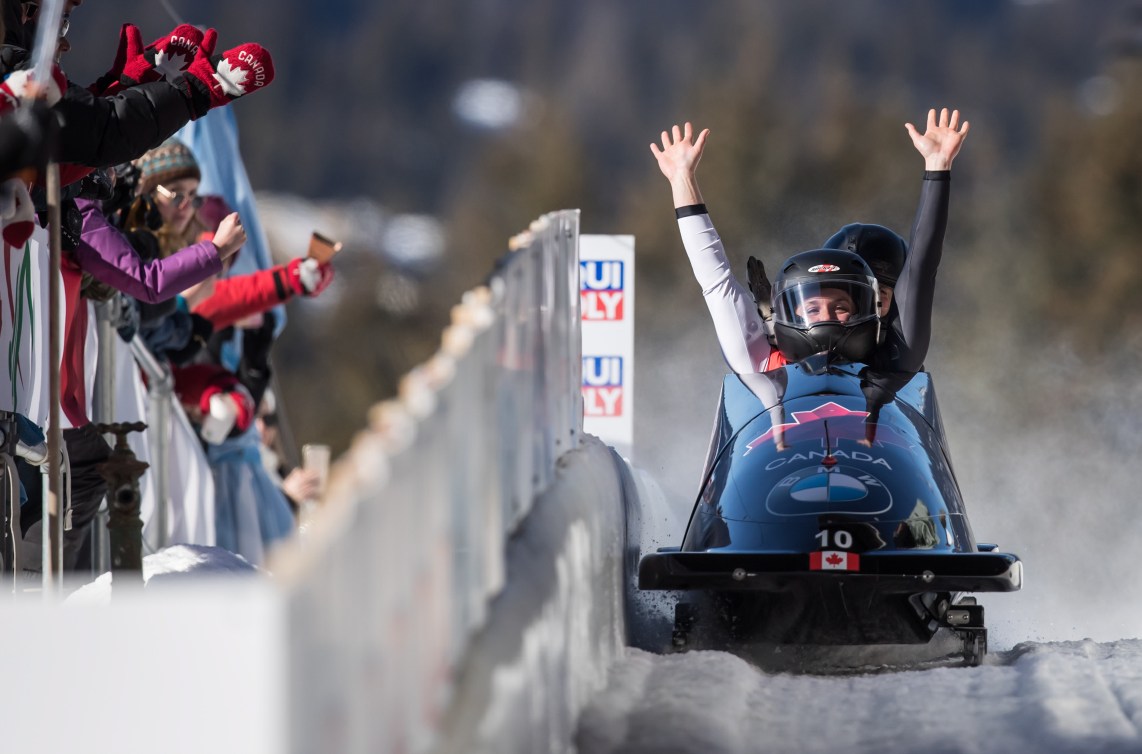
[146,24,209,82]
[76,168,115,201]
[199,390,238,445]
[93,23,209,96]
[59,197,82,251]
[115,294,141,343]
[183,30,275,114]
[286,257,334,297]
[164,313,214,366]
[1,179,36,248]
[89,24,142,95]
[199,385,253,444]
[88,24,132,94]
[0,66,68,115]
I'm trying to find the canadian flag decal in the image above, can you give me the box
[809,550,861,571]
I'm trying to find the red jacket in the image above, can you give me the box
[191,263,299,329]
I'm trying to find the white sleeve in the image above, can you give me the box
[678,213,771,374]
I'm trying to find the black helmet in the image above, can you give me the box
[771,249,880,364]
[822,223,906,288]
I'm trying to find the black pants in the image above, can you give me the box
[19,424,111,572]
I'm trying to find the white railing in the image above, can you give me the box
[0,210,599,753]
[270,209,583,752]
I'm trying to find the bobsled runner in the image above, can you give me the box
[638,355,1022,666]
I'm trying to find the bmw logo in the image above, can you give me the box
[766,465,893,516]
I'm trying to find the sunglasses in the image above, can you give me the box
[154,184,204,210]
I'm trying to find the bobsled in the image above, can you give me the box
[637,355,1022,666]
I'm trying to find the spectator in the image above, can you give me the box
[13,152,240,573]
[0,2,280,571]
[160,193,337,564]
[2,2,277,177]
[255,388,320,515]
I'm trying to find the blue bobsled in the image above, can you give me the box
[637,355,1022,665]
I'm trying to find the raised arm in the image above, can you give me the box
[651,122,772,373]
[72,198,222,304]
[889,108,969,371]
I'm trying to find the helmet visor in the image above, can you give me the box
[773,280,879,327]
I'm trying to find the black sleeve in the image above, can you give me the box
[137,297,178,327]
[237,311,276,409]
[0,101,55,178]
[51,79,201,168]
[164,313,214,366]
[883,173,950,373]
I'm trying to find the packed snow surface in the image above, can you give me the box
[578,640,1142,754]
[66,544,257,605]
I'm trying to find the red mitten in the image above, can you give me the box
[199,387,236,444]
[0,66,68,115]
[58,164,96,188]
[146,24,208,82]
[198,383,253,443]
[184,31,274,111]
[94,24,210,96]
[2,180,36,248]
[286,257,334,297]
[89,24,144,96]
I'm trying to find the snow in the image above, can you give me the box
[65,544,258,605]
[577,641,1142,754]
[581,323,1142,754]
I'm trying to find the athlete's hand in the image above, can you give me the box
[905,108,970,171]
[650,122,709,181]
[650,122,709,207]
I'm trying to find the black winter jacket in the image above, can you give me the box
[0,45,209,170]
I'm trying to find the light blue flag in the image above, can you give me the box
[177,108,285,367]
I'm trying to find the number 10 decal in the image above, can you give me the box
[815,529,853,550]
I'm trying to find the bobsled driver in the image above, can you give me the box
[650,108,969,374]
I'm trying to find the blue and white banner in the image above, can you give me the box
[177,107,284,367]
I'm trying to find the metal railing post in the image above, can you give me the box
[91,300,121,575]
[0,412,20,584]
[44,160,63,593]
[94,300,119,425]
[129,339,172,549]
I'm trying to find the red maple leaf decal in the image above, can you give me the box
[744,400,916,453]
[825,552,844,566]
[745,402,868,453]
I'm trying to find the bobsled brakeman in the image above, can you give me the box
[638,252,1022,667]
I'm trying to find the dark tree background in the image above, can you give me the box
[61,0,1142,463]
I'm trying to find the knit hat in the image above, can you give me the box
[133,138,200,195]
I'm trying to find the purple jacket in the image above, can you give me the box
[73,198,222,304]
